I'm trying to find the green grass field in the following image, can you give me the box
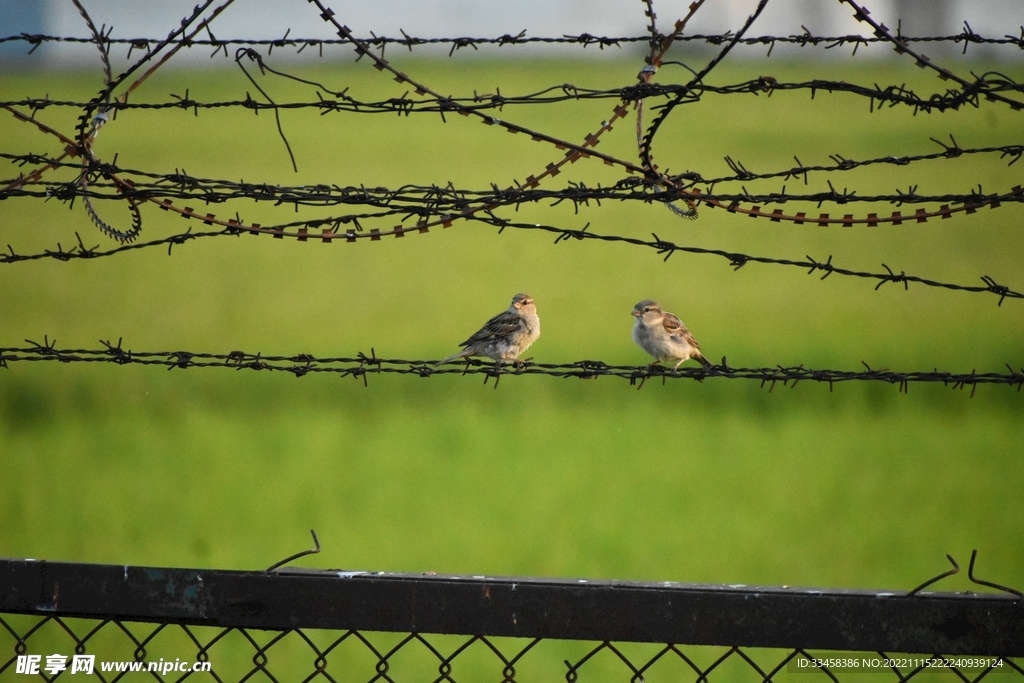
[1,52,1022,602]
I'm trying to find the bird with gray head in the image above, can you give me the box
[437,293,540,366]
[631,299,711,370]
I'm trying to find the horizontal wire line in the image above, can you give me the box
[2,344,1022,389]
[2,30,1022,49]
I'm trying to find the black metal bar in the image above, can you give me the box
[1,558,1022,656]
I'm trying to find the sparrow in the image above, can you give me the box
[631,299,712,370]
[437,293,540,366]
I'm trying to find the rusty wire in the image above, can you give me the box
[2,340,1022,393]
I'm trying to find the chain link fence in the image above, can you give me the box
[3,616,1021,683]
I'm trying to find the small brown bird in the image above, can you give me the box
[437,293,540,366]
[631,299,711,370]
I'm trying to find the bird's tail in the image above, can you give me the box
[695,352,713,368]
[435,349,472,366]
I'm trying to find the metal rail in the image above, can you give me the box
[2,558,1021,656]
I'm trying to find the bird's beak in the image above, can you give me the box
[631,309,641,317]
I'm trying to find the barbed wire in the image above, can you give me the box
[7,133,1024,196]
[5,67,1024,117]
[2,144,1021,303]
[0,217,1019,304]
[6,155,1023,210]
[4,6,1022,192]
[3,24,1023,55]
[2,340,1021,393]
[2,0,1023,309]
[2,143,1024,303]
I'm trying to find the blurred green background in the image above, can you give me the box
[1,52,1022,596]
